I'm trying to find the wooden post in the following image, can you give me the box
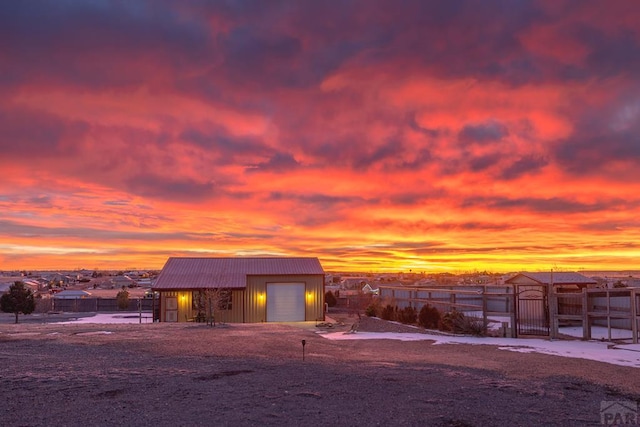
[505,286,510,313]
[511,285,518,338]
[607,289,612,341]
[482,286,488,331]
[549,287,558,340]
[632,288,638,344]
[548,271,554,339]
[582,288,589,340]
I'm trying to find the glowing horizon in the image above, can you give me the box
[1,1,640,273]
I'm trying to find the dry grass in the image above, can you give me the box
[1,317,638,426]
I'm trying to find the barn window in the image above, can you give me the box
[190,289,232,312]
[218,289,232,311]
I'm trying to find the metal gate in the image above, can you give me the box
[516,285,549,336]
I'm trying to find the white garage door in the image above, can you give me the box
[266,283,305,322]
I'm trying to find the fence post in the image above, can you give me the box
[511,286,517,338]
[549,287,558,340]
[582,288,589,340]
[607,289,612,342]
[632,288,638,344]
[482,286,488,331]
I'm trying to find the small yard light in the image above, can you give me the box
[301,339,306,361]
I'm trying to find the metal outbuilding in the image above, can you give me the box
[152,257,325,323]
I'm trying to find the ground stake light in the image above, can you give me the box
[301,339,306,361]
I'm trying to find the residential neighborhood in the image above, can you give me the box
[3,265,639,307]
[0,269,159,295]
[3,262,640,343]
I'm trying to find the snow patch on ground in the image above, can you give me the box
[55,313,640,368]
[322,331,640,368]
[58,313,154,324]
[74,331,113,336]
[4,332,42,336]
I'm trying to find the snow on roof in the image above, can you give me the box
[153,257,324,290]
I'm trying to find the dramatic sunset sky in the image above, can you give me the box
[1,1,639,273]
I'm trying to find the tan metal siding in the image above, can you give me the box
[304,275,325,322]
[159,291,195,322]
[215,289,244,323]
[244,274,324,322]
[245,276,268,323]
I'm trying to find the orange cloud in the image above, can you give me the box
[1,1,639,272]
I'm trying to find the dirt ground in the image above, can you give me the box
[1,313,639,426]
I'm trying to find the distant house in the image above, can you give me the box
[0,282,12,293]
[341,277,368,289]
[135,278,153,288]
[111,275,136,288]
[622,278,640,288]
[53,290,92,299]
[22,279,42,292]
[505,272,598,292]
[361,284,379,295]
[152,257,325,323]
[46,273,75,287]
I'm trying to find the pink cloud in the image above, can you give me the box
[1,1,639,271]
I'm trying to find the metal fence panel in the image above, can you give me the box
[49,297,156,313]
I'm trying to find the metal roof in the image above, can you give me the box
[52,290,93,299]
[152,257,325,290]
[506,272,597,285]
